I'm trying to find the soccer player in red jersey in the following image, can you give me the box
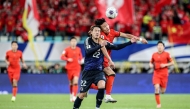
[61,37,83,102]
[149,41,174,108]
[5,41,27,102]
[90,18,148,103]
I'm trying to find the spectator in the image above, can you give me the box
[53,63,62,74]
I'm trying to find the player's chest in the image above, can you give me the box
[9,53,20,60]
[67,50,79,57]
[154,54,167,62]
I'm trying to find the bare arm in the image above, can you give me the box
[120,32,148,44]
[20,54,27,69]
[101,46,115,69]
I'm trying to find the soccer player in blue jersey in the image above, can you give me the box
[73,25,137,109]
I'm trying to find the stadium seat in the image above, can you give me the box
[35,36,45,42]
[45,36,53,41]
[54,36,62,42]
[0,36,8,42]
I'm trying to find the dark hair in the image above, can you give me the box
[88,25,101,36]
[11,41,18,45]
[95,18,106,26]
[157,41,165,47]
[70,37,77,41]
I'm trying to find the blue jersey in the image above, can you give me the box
[83,37,104,71]
[83,37,132,71]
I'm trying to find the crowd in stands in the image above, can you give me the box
[0,0,190,42]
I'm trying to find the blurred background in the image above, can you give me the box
[0,0,190,93]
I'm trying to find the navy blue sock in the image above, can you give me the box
[96,88,105,108]
[73,97,83,109]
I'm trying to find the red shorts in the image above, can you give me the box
[67,69,81,81]
[7,68,21,82]
[152,75,168,88]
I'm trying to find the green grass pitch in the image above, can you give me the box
[0,94,190,109]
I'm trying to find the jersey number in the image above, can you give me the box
[81,80,87,86]
[93,51,100,58]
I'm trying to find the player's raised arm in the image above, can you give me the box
[106,38,137,50]
[120,32,148,44]
[84,37,102,56]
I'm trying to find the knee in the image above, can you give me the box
[97,80,105,89]
[78,93,85,99]
[12,80,18,86]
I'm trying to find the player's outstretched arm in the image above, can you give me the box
[120,32,148,44]
[106,38,137,50]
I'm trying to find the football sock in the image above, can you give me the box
[106,75,115,95]
[72,84,78,96]
[12,86,18,97]
[70,85,73,95]
[155,93,160,105]
[73,97,83,109]
[96,88,105,108]
[90,83,98,90]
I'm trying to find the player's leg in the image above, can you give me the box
[103,67,117,103]
[153,76,161,108]
[73,71,92,109]
[66,70,74,102]
[96,80,105,109]
[73,92,85,109]
[11,70,20,102]
[160,77,168,94]
[71,76,79,101]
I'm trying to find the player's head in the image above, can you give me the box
[11,41,18,51]
[95,18,110,34]
[70,37,77,48]
[157,41,165,53]
[89,25,101,39]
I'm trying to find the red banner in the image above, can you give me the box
[154,0,172,16]
[168,23,190,44]
[95,0,134,27]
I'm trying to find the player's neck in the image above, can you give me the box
[12,50,17,52]
[158,51,164,54]
[71,46,76,49]
[92,37,99,43]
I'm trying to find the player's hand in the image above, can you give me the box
[23,63,27,69]
[109,60,115,69]
[130,38,137,43]
[67,58,73,62]
[149,63,154,68]
[6,61,10,66]
[160,64,166,68]
[99,39,107,47]
[141,38,148,44]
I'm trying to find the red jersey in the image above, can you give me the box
[150,51,172,76]
[101,29,120,67]
[61,47,82,70]
[6,50,23,68]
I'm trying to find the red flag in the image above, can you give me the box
[95,0,134,27]
[76,0,85,13]
[168,23,190,44]
[154,0,172,16]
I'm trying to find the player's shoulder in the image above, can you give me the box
[152,52,158,56]
[65,47,71,50]
[76,46,81,50]
[163,51,170,56]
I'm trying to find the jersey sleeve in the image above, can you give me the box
[114,30,120,37]
[84,37,101,56]
[106,41,132,50]
[61,49,68,61]
[5,52,9,59]
[150,54,154,63]
[167,52,172,62]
